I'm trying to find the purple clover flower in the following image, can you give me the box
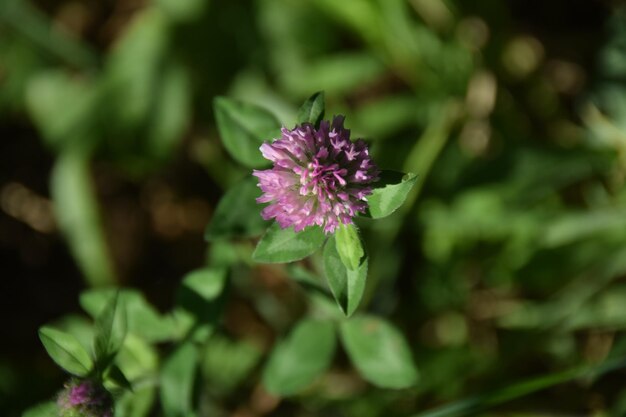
[58,379,113,417]
[253,116,379,234]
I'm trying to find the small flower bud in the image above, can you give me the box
[57,379,113,417]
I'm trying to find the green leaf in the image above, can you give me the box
[115,334,159,381]
[160,342,198,417]
[340,315,418,388]
[282,52,386,96]
[541,208,626,248]
[334,223,365,271]
[297,91,325,127]
[113,334,158,417]
[51,151,116,287]
[115,385,156,417]
[105,9,168,130]
[201,335,263,396]
[214,96,281,168]
[53,314,95,355]
[101,8,191,171]
[205,177,269,241]
[262,319,336,396]
[323,235,368,317]
[177,268,228,317]
[25,70,99,151]
[81,289,175,343]
[94,292,127,370]
[175,268,228,340]
[106,364,133,391]
[144,61,191,161]
[366,171,418,219]
[253,223,326,263]
[38,326,93,376]
[22,401,57,417]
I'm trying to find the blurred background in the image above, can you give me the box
[3,0,626,416]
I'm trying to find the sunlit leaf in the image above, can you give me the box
[253,223,326,263]
[94,292,127,371]
[39,326,93,377]
[334,223,365,271]
[175,267,228,340]
[114,334,159,417]
[366,171,418,219]
[262,319,336,396]
[340,315,418,388]
[160,342,198,417]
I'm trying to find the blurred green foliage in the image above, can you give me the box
[3,0,626,416]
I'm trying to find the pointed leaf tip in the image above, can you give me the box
[367,171,418,219]
[297,91,325,127]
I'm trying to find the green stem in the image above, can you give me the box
[51,150,117,287]
[362,101,460,307]
[412,357,626,417]
[401,100,461,215]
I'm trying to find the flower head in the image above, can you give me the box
[58,379,113,417]
[253,116,379,233]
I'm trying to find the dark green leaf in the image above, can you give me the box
[94,292,127,370]
[22,401,57,417]
[214,97,281,168]
[201,335,263,395]
[340,315,418,388]
[106,364,133,391]
[205,177,269,241]
[334,223,365,271]
[323,235,368,317]
[175,268,228,340]
[177,268,228,319]
[262,319,336,396]
[253,223,326,263]
[366,171,418,219]
[155,0,207,22]
[160,342,198,417]
[297,91,325,127]
[38,326,93,376]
